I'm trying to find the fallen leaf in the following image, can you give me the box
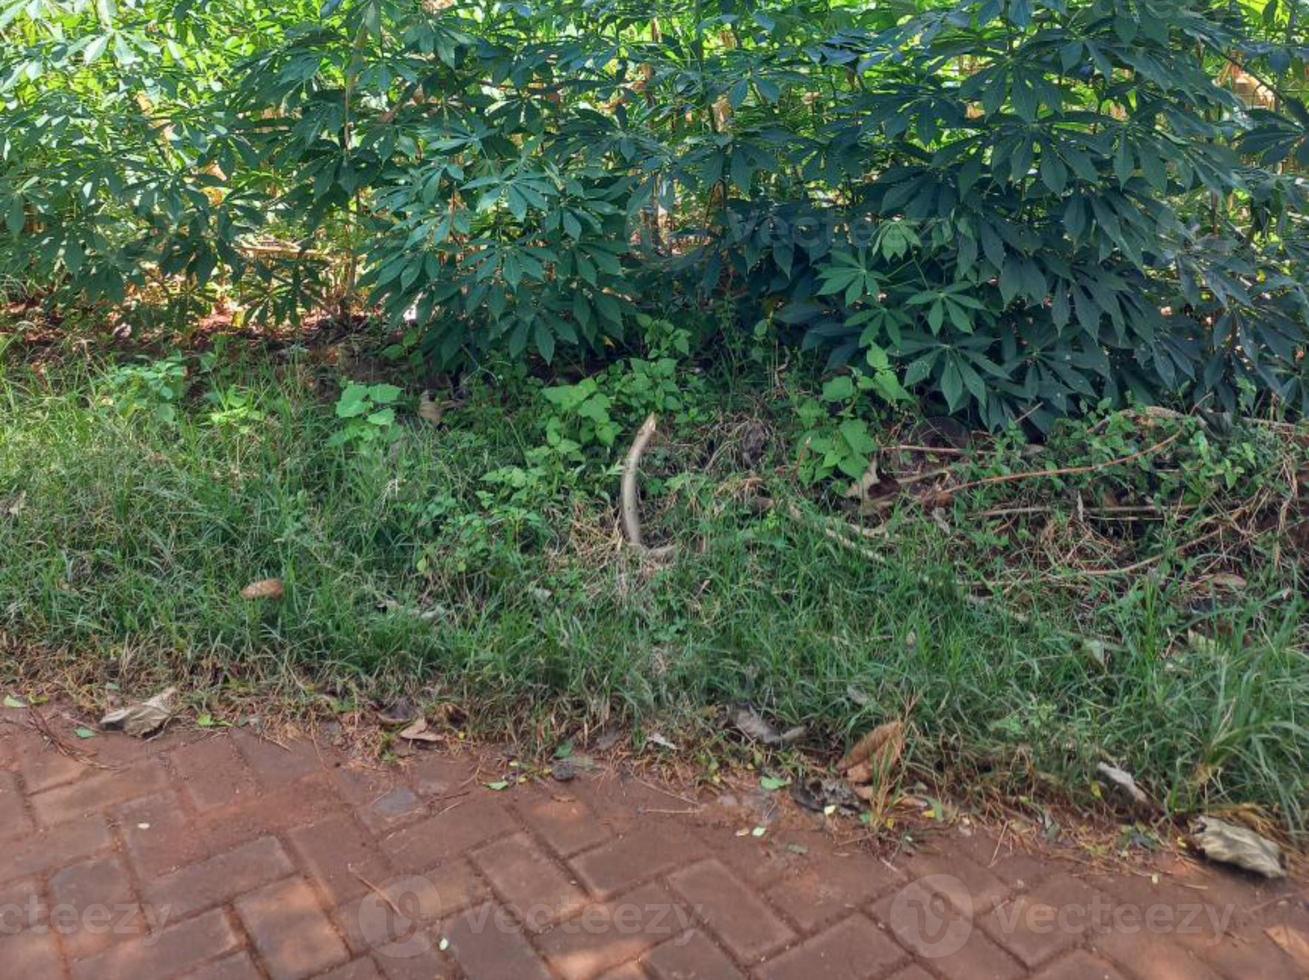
[1096,762,1151,806]
[732,706,804,746]
[100,687,178,737]
[3,491,25,516]
[240,578,284,601]
[791,777,861,815]
[1197,572,1247,592]
[418,391,445,425]
[1265,925,1309,970]
[760,775,790,791]
[398,718,442,743]
[486,780,510,791]
[845,762,873,785]
[846,685,873,707]
[751,826,767,837]
[1191,816,1286,878]
[73,727,96,740]
[1081,639,1108,669]
[377,698,418,727]
[3,695,26,709]
[839,719,905,772]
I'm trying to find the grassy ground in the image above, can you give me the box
[1,337,1307,834]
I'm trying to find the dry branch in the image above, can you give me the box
[621,414,676,561]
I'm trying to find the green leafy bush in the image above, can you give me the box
[330,381,402,447]
[4,0,1309,426]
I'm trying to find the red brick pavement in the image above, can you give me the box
[1,703,1305,979]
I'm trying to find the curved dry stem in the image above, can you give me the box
[621,413,676,561]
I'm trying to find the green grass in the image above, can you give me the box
[1,350,1307,833]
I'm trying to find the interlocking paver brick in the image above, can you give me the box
[0,930,62,978]
[18,745,91,792]
[1088,929,1224,980]
[1032,950,1128,980]
[191,772,347,854]
[371,933,457,980]
[181,952,265,980]
[146,836,295,919]
[442,902,554,980]
[116,791,210,877]
[514,790,611,857]
[232,731,322,786]
[2,814,111,882]
[29,759,167,825]
[168,736,255,811]
[289,813,395,906]
[235,876,350,980]
[0,771,33,836]
[380,795,516,871]
[597,963,648,980]
[763,853,903,931]
[1,723,1300,980]
[472,831,588,929]
[911,849,1012,914]
[70,907,241,980]
[983,874,1109,968]
[317,957,386,980]
[756,914,906,980]
[408,754,466,797]
[537,882,689,980]
[332,859,488,955]
[873,881,1024,980]
[643,930,745,979]
[667,858,794,961]
[886,966,938,980]
[50,853,143,956]
[568,824,703,900]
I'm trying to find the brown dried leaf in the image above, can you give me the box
[839,719,905,772]
[398,718,443,743]
[844,762,874,784]
[100,687,178,737]
[240,578,284,601]
[1191,816,1286,878]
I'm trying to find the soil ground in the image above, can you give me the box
[1,703,1305,980]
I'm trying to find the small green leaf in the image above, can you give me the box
[3,696,26,709]
[74,727,96,739]
[821,376,855,402]
[760,776,790,791]
[486,780,510,791]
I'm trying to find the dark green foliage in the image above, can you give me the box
[4,0,1309,425]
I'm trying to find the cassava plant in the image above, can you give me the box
[3,0,1309,426]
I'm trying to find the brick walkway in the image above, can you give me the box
[1,707,1305,979]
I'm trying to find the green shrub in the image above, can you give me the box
[4,0,1309,425]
